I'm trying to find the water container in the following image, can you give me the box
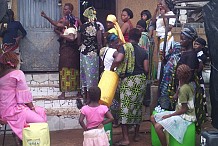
[98,71,119,107]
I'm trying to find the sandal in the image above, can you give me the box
[115,141,130,146]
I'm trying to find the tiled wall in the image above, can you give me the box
[25,73,81,131]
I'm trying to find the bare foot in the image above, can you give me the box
[58,92,65,99]
[133,134,141,142]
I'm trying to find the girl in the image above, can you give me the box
[151,64,196,146]
[79,86,114,146]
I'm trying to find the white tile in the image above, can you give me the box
[47,116,60,131]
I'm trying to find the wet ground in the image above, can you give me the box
[0,118,216,146]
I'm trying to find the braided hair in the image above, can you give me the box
[176,64,192,83]
[0,52,19,70]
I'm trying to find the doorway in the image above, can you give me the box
[80,0,116,30]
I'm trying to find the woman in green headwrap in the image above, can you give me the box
[77,7,102,101]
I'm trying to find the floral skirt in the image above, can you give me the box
[80,53,99,89]
[154,111,192,144]
[119,74,146,124]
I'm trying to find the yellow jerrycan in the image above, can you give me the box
[23,123,50,146]
[98,70,119,107]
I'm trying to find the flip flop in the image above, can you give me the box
[115,141,130,146]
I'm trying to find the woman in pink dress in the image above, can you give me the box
[0,51,47,141]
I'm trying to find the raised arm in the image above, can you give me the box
[41,11,65,29]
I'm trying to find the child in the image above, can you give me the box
[194,37,208,116]
[79,86,114,146]
[151,64,196,146]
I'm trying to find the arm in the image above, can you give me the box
[102,111,114,125]
[162,103,188,119]
[41,11,65,28]
[143,59,149,73]
[77,31,82,46]
[97,30,102,51]
[25,102,35,111]
[79,113,87,131]
[110,52,124,71]
[14,22,27,45]
[121,22,129,35]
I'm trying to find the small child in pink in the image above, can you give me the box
[79,86,114,146]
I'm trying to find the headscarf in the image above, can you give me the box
[195,37,206,46]
[181,26,198,41]
[107,33,118,43]
[83,7,97,22]
[136,20,147,31]
[106,14,125,43]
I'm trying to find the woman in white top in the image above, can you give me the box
[100,33,120,70]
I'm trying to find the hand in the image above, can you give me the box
[14,36,21,45]
[162,114,172,119]
[98,123,104,129]
[41,11,47,18]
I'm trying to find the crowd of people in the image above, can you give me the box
[0,0,210,146]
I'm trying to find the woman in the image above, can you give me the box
[120,8,134,42]
[178,26,206,133]
[151,0,176,79]
[140,9,152,32]
[1,9,27,69]
[101,33,119,71]
[41,3,82,99]
[106,14,125,44]
[111,28,149,145]
[77,7,102,101]
[0,51,47,142]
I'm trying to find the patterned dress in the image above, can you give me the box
[116,43,148,124]
[79,22,100,89]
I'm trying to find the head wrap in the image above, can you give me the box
[83,7,97,22]
[107,33,118,43]
[106,14,125,43]
[195,37,206,46]
[181,26,198,41]
[136,20,147,31]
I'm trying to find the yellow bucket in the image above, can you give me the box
[98,71,119,107]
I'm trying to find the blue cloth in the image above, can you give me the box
[2,21,27,44]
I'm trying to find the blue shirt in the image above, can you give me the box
[2,21,27,44]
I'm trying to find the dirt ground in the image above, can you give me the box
[0,118,216,146]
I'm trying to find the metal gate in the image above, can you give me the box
[18,0,61,71]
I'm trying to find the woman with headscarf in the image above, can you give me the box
[77,7,102,101]
[111,28,149,145]
[177,26,206,133]
[0,51,47,143]
[120,8,134,42]
[106,14,125,44]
